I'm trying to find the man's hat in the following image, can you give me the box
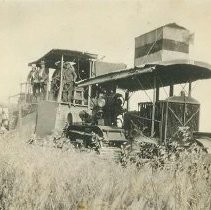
[55,61,61,66]
[64,61,76,66]
[55,61,76,67]
[55,60,66,66]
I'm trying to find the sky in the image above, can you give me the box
[0,0,211,131]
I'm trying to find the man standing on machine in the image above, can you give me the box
[39,60,49,100]
[62,61,77,102]
[27,64,40,100]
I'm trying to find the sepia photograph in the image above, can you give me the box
[0,0,211,209]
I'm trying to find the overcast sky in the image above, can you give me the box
[0,0,211,131]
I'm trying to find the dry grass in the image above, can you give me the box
[0,130,211,210]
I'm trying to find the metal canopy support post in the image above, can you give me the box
[164,102,169,144]
[57,55,64,103]
[188,82,192,97]
[156,83,159,102]
[88,60,93,110]
[151,75,156,137]
[126,90,130,111]
[169,85,174,97]
[183,97,187,125]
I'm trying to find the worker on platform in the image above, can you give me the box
[39,60,49,100]
[62,61,77,102]
[27,64,40,98]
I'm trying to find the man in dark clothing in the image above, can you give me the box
[39,60,49,100]
[62,62,77,102]
[51,61,62,101]
[51,61,77,102]
[27,64,40,98]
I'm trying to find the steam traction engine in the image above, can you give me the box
[9,23,211,158]
[63,86,128,158]
[75,60,211,157]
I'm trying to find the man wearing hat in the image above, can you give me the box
[62,61,77,102]
[39,60,49,100]
[51,61,63,100]
[27,64,40,99]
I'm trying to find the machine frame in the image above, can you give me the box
[76,59,211,145]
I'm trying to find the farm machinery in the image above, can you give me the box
[9,23,211,161]
[73,60,211,160]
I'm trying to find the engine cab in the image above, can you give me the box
[80,84,124,127]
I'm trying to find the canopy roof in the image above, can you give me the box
[28,49,98,69]
[76,59,211,91]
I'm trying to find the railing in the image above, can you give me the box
[10,81,88,107]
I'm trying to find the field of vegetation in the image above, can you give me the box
[0,129,211,210]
